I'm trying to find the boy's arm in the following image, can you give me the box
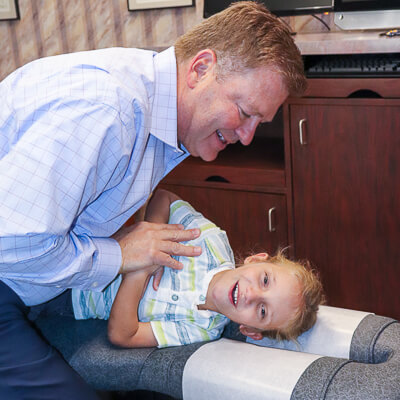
[107,190,184,348]
[108,270,158,348]
[144,189,181,223]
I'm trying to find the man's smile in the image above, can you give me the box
[216,129,227,144]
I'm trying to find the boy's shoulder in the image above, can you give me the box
[169,200,218,233]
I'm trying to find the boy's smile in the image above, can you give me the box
[202,260,302,337]
[230,281,239,306]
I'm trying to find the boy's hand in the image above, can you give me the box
[113,221,201,274]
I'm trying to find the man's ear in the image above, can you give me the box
[186,49,216,89]
[239,325,264,341]
[244,253,269,265]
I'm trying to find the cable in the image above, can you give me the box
[311,14,331,31]
[278,17,297,35]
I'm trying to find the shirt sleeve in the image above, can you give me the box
[0,84,131,301]
[150,318,227,348]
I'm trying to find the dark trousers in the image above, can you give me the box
[0,280,99,400]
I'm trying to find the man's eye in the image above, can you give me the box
[263,274,268,286]
[239,107,251,119]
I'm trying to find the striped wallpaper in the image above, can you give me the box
[0,0,204,80]
[0,0,334,82]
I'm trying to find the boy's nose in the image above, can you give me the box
[245,286,262,304]
[236,118,259,146]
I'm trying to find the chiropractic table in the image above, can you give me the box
[35,305,400,399]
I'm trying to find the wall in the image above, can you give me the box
[0,0,337,81]
[0,0,204,80]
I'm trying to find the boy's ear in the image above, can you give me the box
[186,49,216,89]
[244,253,269,265]
[239,325,264,341]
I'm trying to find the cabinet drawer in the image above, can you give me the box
[160,184,288,257]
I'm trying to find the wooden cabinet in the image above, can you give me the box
[159,77,400,320]
[287,81,400,320]
[160,184,287,258]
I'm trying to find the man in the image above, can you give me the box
[0,1,306,398]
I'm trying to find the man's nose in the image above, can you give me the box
[236,118,260,146]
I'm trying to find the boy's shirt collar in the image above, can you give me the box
[193,264,232,318]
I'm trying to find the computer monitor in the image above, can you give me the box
[203,0,334,18]
[334,0,400,12]
[203,0,400,30]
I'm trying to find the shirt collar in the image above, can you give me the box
[150,46,183,154]
[194,264,234,318]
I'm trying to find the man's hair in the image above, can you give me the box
[257,249,325,341]
[174,1,307,97]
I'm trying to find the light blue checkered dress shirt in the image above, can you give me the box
[0,46,188,306]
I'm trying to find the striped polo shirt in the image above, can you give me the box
[72,200,235,347]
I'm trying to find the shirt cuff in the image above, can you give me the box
[85,237,122,292]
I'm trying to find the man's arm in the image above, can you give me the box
[108,269,158,348]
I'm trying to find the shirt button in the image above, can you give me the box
[172,294,179,301]
[92,282,98,288]
[199,295,206,302]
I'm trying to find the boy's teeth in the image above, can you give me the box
[233,283,238,305]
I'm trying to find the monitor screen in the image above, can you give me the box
[334,0,400,12]
[203,0,400,18]
[203,0,334,18]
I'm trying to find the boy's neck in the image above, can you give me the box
[196,270,226,313]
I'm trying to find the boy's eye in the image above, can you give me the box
[263,274,268,286]
[261,304,266,318]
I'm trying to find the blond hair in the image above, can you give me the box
[252,249,325,341]
[175,1,307,97]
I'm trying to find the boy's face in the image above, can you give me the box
[205,256,302,340]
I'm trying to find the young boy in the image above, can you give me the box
[70,189,324,348]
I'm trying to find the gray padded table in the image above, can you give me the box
[35,306,400,399]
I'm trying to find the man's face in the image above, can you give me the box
[206,261,301,335]
[178,63,288,162]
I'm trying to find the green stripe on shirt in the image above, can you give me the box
[199,222,217,232]
[169,200,188,216]
[152,321,168,347]
[205,237,226,264]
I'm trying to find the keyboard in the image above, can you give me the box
[304,53,400,78]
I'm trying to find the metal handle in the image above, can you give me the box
[268,207,276,232]
[299,118,307,145]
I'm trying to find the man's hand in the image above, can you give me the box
[112,221,201,274]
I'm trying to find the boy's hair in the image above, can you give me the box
[174,1,307,97]
[256,249,325,341]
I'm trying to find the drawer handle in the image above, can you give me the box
[299,118,307,145]
[205,175,230,183]
[268,207,276,232]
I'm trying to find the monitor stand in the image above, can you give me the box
[334,10,400,30]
